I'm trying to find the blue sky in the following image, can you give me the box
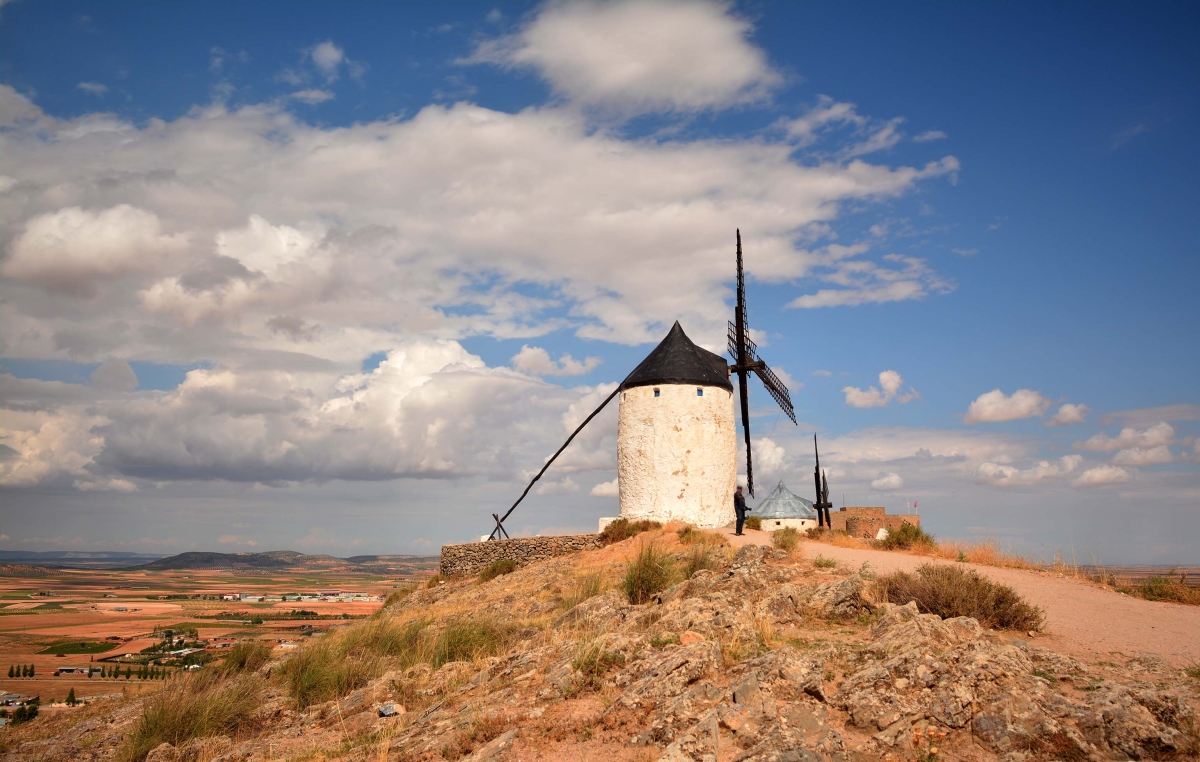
[1,1,1197,563]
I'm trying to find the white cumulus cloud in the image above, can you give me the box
[974,455,1082,487]
[511,346,602,377]
[310,41,345,77]
[2,205,188,296]
[290,89,335,105]
[1045,403,1090,427]
[466,0,780,113]
[842,370,919,408]
[913,130,947,142]
[871,472,903,490]
[590,478,618,497]
[1111,445,1173,467]
[963,389,1051,424]
[91,360,138,393]
[1072,465,1131,488]
[1075,422,1174,452]
[535,477,579,496]
[76,82,108,96]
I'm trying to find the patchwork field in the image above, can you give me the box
[0,560,436,702]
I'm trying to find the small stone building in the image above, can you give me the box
[753,480,817,532]
[828,506,920,539]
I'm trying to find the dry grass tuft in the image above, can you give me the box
[681,543,725,578]
[572,643,626,691]
[219,640,272,676]
[601,518,662,545]
[771,527,802,552]
[120,671,261,762]
[622,541,675,604]
[743,516,763,531]
[478,558,517,583]
[676,526,729,546]
[812,555,837,569]
[934,539,1040,569]
[283,613,517,707]
[439,714,513,761]
[283,616,428,708]
[561,572,607,611]
[1124,575,1200,606]
[874,563,1045,631]
[382,585,416,608]
[430,619,516,669]
[426,574,445,588]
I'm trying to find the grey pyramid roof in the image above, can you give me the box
[754,480,816,519]
[620,321,732,392]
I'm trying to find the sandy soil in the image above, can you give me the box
[718,526,1200,667]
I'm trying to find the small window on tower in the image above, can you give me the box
[697,388,703,396]
[653,388,660,397]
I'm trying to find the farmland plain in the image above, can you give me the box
[0,556,438,703]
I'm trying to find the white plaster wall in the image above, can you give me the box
[617,383,736,528]
[760,518,816,532]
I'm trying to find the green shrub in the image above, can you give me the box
[10,703,37,725]
[220,640,271,675]
[772,527,801,552]
[600,518,662,545]
[478,558,517,583]
[743,516,763,531]
[561,572,606,611]
[874,564,1045,631]
[120,671,260,762]
[874,522,936,551]
[813,555,837,568]
[621,541,675,604]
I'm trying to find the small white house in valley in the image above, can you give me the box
[754,481,818,531]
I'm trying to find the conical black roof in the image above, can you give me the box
[620,321,732,392]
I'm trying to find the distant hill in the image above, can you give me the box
[0,563,58,577]
[130,550,439,572]
[0,550,166,569]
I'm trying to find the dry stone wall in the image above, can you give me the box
[828,506,920,538]
[439,534,604,577]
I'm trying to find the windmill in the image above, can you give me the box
[813,434,833,528]
[728,229,797,497]
[489,229,799,540]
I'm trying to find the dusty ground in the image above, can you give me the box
[2,532,1197,761]
[719,526,1200,667]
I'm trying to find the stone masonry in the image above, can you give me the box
[439,534,605,577]
[828,506,920,539]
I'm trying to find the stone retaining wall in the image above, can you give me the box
[829,507,920,539]
[439,534,605,577]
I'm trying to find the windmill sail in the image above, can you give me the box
[728,230,797,496]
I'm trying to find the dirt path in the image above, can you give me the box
[716,526,1200,668]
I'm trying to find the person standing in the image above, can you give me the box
[734,486,748,535]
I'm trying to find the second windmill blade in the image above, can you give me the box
[728,230,798,498]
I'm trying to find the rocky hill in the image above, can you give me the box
[3,529,1196,761]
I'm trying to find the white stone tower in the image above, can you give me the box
[615,322,737,528]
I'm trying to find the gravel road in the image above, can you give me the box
[718,526,1200,667]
